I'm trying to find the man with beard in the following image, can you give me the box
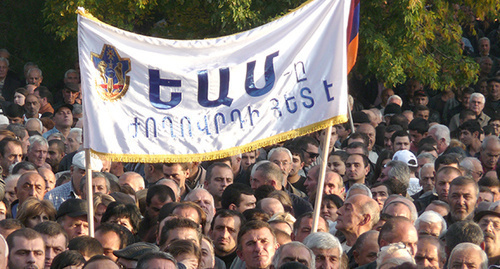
[474,201,500,266]
[445,176,478,226]
[137,185,175,243]
[209,209,244,268]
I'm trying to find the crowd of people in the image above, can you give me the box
[0,17,500,269]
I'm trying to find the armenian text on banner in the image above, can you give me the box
[78,0,350,163]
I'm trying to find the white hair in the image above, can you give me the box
[448,243,487,269]
[267,147,293,162]
[28,135,48,151]
[419,163,434,179]
[346,183,372,199]
[251,160,271,177]
[470,92,485,104]
[414,210,447,237]
[428,124,450,146]
[376,243,415,269]
[387,95,403,106]
[69,128,83,144]
[303,232,342,253]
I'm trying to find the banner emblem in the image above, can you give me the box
[91,44,131,101]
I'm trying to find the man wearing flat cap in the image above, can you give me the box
[114,242,160,269]
[56,198,88,240]
[45,151,103,209]
[475,201,500,266]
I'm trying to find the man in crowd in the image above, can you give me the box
[236,221,279,269]
[43,104,73,139]
[6,228,45,269]
[204,162,234,208]
[209,209,244,268]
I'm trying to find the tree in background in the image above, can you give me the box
[3,0,500,90]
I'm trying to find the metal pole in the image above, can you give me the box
[311,124,332,233]
[85,149,94,237]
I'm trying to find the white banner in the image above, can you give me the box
[78,0,349,162]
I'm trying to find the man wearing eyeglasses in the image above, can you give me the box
[474,201,500,266]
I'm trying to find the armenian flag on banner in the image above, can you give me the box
[347,0,360,73]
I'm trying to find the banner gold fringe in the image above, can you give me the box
[90,114,348,163]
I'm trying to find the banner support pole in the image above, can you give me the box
[85,148,94,237]
[311,124,332,233]
[347,96,355,133]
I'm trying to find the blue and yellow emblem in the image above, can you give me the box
[91,45,131,101]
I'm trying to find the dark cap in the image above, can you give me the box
[474,202,500,222]
[5,103,24,118]
[413,90,428,97]
[56,198,88,219]
[54,104,73,114]
[64,83,80,93]
[113,242,159,261]
[352,111,370,124]
[487,77,500,84]
[384,103,402,116]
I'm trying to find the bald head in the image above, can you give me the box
[258,198,285,216]
[119,172,145,192]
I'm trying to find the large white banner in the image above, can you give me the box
[78,0,349,162]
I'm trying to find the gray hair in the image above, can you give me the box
[27,67,43,77]
[346,183,372,198]
[414,210,447,236]
[73,104,83,115]
[0,57,9,67]
[64,69,78,79]
[267,147,293,162]
[28,135,48,151]
[377,243,415,269]
[478,36,490,44]
[386,160,410,188]
[157,178,181,198]
[470,92,485,104]
[69,128,83,144]
[416,152,436,163]
[429,124,450,146]
[4,174,21,185]
[303,232,342,253]
[459,157,481,178]
[80,172,110,194]
[383,199,417,222]
[481,135,500,151]
[419,163,434,179]
[272,242,315,269]
[447,243,487,269]
[47,132,66,142]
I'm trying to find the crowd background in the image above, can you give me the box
[1,11,500,269]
